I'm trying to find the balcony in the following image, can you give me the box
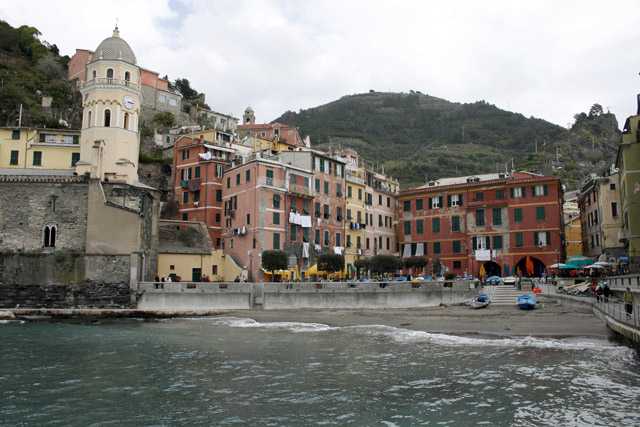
[619,229,628,243]
[81,78,140,91]
[345,173,365,185]
[288,183,313,197]
[258,176,287,190]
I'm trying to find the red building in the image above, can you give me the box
[173,135,235,247]
[398,171,565,278]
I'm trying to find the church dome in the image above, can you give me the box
[91,27,136,64]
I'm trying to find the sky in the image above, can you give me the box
[3,0,640,128]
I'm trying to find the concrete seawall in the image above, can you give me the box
[136,280,480,310]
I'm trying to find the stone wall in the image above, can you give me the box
[0,178,88,252]
[0,253,134,308]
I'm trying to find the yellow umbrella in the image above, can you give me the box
[479,264,486,276]
[306,264,329,276]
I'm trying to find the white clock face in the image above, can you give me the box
[123,95,135,109]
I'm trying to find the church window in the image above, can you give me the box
[124,71,130,85]
[104,109,111,127]
[92,70,97,80]
[123,112,129,130]
[106,68,114,83]
[43,223,57,248]
[87,111,92,128]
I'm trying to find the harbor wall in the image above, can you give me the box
[136,280,479,310]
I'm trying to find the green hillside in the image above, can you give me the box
[0,20,81,128]
[275,92,621,190]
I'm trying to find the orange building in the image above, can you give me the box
[398,171,565,278]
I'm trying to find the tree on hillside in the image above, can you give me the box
[589,103,603,117]
[174,78,198,100]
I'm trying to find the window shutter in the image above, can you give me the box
[447,195,451,207]
[544,185,548,196]
[510,188,514,198]
[546,231,551,246]
[534,232,539,246]
[472,237,477,250]
[39,133,45,142]
[459,194,463,206]
[428,198,432,209]
[521,187,526,197]
[439,196,443,208]
[73,135,79,144]
[486,236,491,249]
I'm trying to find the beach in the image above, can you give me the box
[226,295,611,337]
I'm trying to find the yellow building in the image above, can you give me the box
[343,158,367,277]
[0,128,81,170]
[156,220,246,281]
[563,201,582,259]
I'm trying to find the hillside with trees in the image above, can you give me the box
[0,20,79,128]
[275,92,621,190]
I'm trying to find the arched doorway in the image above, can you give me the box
[514,256,545,277]
[481,261,501,277]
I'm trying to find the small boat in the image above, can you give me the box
[471,293,490,309]
[517,295,536,310]
[502,276,518,285]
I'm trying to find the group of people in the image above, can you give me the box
[154,274,182,289]
[595,282,636,319]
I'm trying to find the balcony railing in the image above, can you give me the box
[289,183,313,197]
[345,174,365,185]
[82,78,141,91]
[258,176,287,190]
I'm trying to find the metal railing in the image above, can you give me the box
[288,183,313,196]
[81,78,141,91]
[257,176,287,189]
[592,295,640,328]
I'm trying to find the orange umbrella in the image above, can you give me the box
[526,255,534,276]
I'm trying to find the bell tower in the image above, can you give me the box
[75,27,143,185]
[243,106,256,125]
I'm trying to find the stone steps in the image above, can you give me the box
[485,285,532,306]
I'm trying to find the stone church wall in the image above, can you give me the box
[0,178,88,252]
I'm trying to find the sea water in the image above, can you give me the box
[1,317,639,426]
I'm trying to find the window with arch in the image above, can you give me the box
[123,112,129,130]
[87,110,92,128]
[104,109,111,127]
[92,69,97,80]
[106,68,114,83]
[124,71,130,86]
[43,223,57,247]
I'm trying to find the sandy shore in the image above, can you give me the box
[226,296,612,338]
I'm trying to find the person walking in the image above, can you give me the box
[623,287,634,318]
[603,282,611,303]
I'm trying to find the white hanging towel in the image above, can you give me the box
[302,242,310,258]
[402,244,412,258]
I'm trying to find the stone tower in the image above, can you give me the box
[243,106,255,125]
[75,27,143,185]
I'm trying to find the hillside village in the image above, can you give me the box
[1,26,639,308]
